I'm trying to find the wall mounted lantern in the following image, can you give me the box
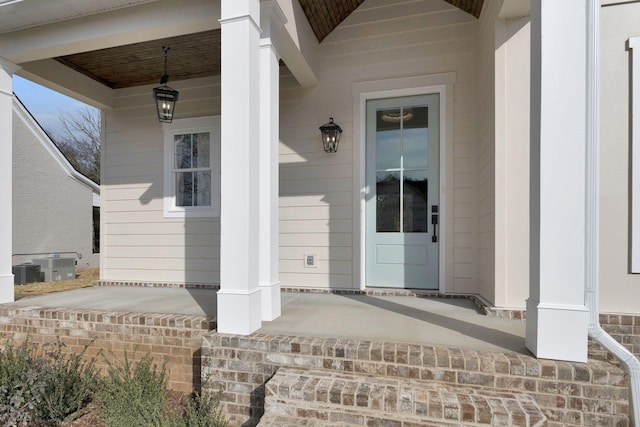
[319,117,342,153]
[153,46,179,123]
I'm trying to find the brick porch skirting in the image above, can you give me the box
[0,304,215,392]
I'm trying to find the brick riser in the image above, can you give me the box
[258,367,547,426]
[202,333,630,427]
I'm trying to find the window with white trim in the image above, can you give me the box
[164,116,220,217]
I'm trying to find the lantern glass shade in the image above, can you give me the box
[153,85,179,123]
[319,117,342,153]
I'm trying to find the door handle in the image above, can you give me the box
[431,205,439,243]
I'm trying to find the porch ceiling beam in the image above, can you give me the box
[0,0,220,65]
[18,59,113,109]
[499,0,530,19]
[276,0,318,87]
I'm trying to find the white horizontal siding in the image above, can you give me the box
[102,0,481,292]
[280,206,352,220]
[279,273,353,288]
[106,232,217,247]
[103,77,220,285]
[279,233,352,248]
[108,257,218,271]
[279,0,478,289]
[280,247,352,261]
[280,219,352,234]
[280,193,352,206]
[105,245,219,258]
[280,260,352,275]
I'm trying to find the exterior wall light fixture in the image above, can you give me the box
[153,46,179,123]
[319,117,342,153]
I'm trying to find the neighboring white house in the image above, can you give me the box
[0,0,638,366]
[12,97,100,273]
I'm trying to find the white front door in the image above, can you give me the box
[365,94,440,289]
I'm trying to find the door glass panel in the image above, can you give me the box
[403,170,428,233]
[376,171,400,232]
[403,106,429,170]
[375,109,401,170]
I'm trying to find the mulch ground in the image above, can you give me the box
[61,405,104,427]
[59,391,186,427]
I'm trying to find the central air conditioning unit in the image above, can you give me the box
[32,257,76,282]
[12,264,42,285]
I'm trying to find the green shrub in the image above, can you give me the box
[181,392,227,427]
[33,341,98,425]
[0,339,44,426]
[0,338,98,426]
[97,350,228,427]
[97,351,175,426]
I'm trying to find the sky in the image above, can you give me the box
[12,75,96,137]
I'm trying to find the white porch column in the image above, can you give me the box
[526,0,589,362]
[218,0,262,334]
[259,0,286,321]
[0,58,19,304]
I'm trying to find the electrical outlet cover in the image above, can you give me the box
[303,253,318,268]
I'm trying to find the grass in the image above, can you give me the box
[14,268,99,300]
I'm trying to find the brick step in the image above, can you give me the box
[257,414,466,427]
[258,367,547,427]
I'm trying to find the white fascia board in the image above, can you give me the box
[276,0,318,86]
[0,0,220,64]
[13,97,100,194]
[18,59,113,109]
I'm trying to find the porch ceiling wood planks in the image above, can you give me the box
[299,0,485,42]
[444,0,485,19]
[298,0,367,42]
[55,29,220,89]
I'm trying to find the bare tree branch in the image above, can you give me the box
[46,107,101,184]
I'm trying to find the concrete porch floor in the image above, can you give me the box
[11,287,527,354]
[262,292,527,354]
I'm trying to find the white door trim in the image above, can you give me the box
[352,73,456,292]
